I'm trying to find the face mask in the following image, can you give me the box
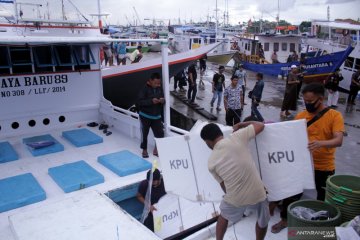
[305,98,319,113]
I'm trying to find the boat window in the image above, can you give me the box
[344,57,354,69]
[54,45,75,70]
[73,45,95,70]
[0,46,10,74]
[290,43,295,52]
[264,42,269,51]
[10,46,33,74]
[273,42,279,52]
[281,43,287,51]
[355,58,360,71]
[33,46,56,72]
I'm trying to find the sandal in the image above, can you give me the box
[142,152,149,158]
[271,220,287,234]
[87,122,98,127]
[153,151,159,157]
[99,124,108,130]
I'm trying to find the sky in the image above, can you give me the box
[2,0,360,26]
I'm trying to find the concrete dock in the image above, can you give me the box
[170,62,360,177]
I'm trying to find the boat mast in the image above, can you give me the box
[97,0,102,28]
[13,0,18,22]
[61,0,65,20]
[276,0,280,33]
[215,0,218,39]
[327,6,331,40]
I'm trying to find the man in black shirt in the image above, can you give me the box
[325,68,343,108]
[136,73,165,158]
[187,63,198,104]
[211,65,226,110]
[137,169,166,232]
[347,69,360,106]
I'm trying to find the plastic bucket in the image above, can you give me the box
[288,199,342,227]
[326,175,360,196]
[325,175,360,222]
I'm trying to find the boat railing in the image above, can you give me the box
[18,18,92,27]
[104,102,188,136]
[306,37,356,49]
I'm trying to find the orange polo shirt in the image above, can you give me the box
[295,109,345,171]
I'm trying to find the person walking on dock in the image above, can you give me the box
[224,75,243,126]
[187,63,198,104]
[211,66,226,110]
[280,65,300,118]
[250,73,265,122]
[234,64,247,104]
[115,41,127,65]
[347,69,360,107]
[325,68,343,108]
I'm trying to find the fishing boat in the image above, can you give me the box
[168,27,236,66]
[234,33,354,83]
[0,2,225,240]
[303,20,360,91]
[102,43,220,109]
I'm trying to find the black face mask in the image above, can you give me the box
[305,98,320,113]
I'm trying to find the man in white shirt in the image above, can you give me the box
[234,65,247,104]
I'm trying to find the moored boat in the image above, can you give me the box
[102,42,221,109]
[0,2,222,240]
[304,20,360,90]
[234,33,354,82]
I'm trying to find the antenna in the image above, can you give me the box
[276,0,280,25]
[133,6,141,26]
[66,0,89,22]
[61,0,66,20]
[327,6,330,21]
[46,2,50,20]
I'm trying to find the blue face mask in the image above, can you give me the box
[305,98,320,113]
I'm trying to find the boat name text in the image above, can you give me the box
[1,74,68,89]
[280,62,333,71]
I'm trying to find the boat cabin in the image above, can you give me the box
[235,33,302,64]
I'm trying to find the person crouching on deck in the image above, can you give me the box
[137,169,166,232]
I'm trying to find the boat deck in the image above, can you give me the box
[0,123,160,240]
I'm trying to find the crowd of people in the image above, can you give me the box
[134,58,357,239]
[100,30,144,66]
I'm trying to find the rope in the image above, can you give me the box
[185,135,201,200]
